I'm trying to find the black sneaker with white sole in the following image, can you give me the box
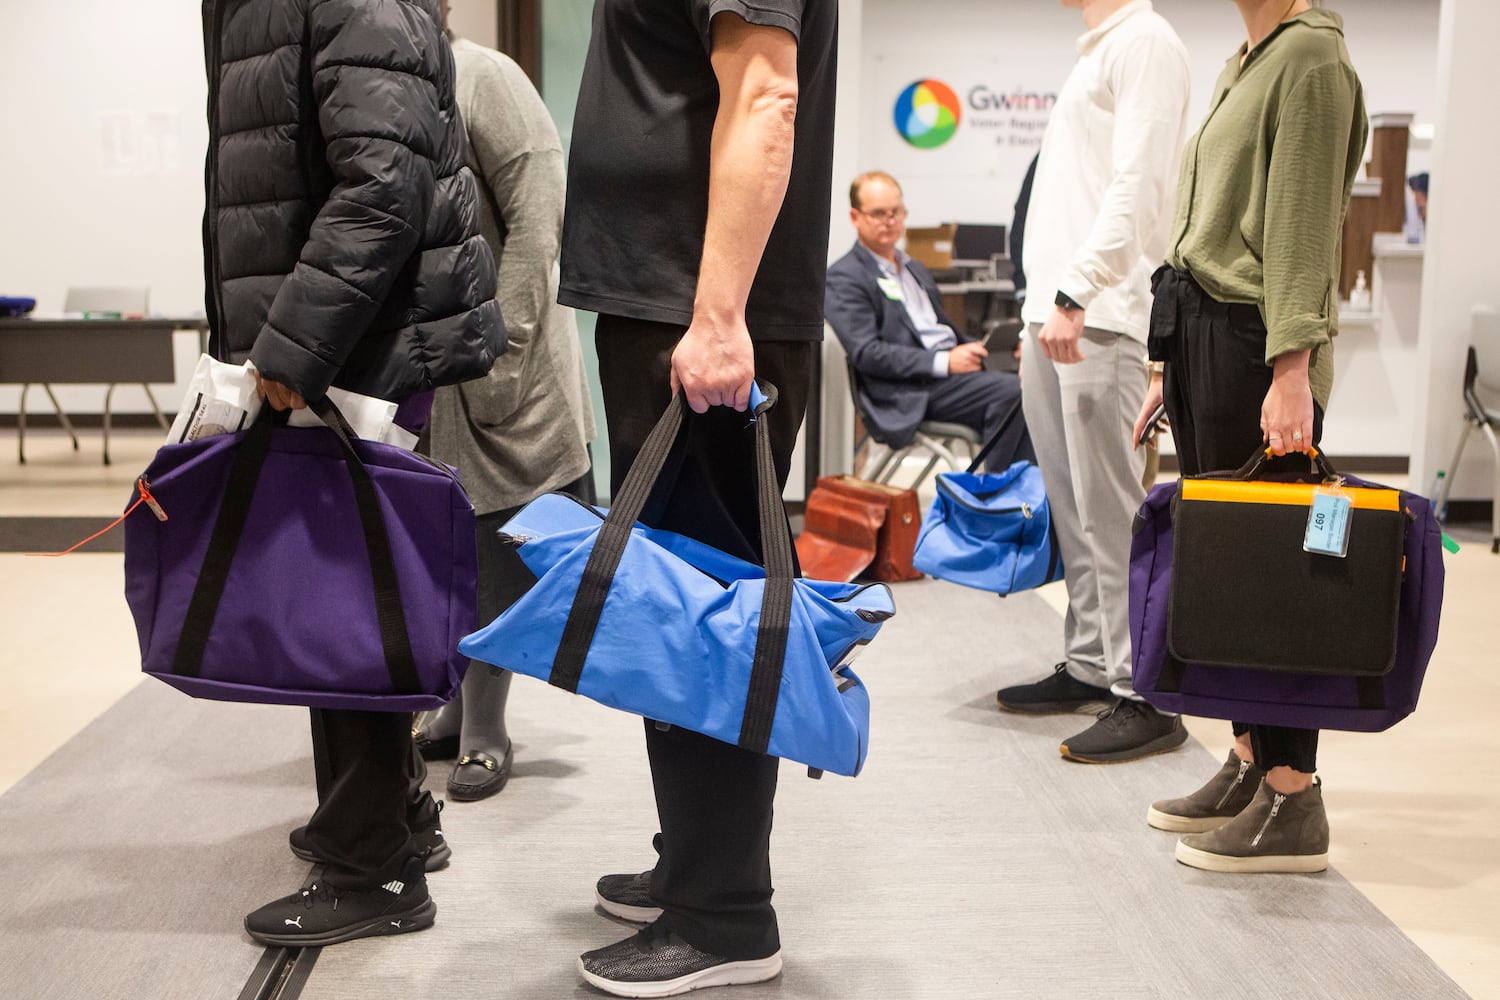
[289,801,451,872]
[578,920,782,998]
[1059,699,1187,763]
[996,663,1111,714]
[244,855,435,947]
[596,869,664,924]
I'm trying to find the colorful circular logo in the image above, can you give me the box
[893,79,962,149]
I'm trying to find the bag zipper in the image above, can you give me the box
[937,478,1034,517]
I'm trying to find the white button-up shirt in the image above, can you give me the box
[1020,0,1191,342]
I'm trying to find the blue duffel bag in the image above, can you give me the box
[912,400,1063,595]
[459,384,894,778]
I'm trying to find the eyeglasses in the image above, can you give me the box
[858,206,907,223]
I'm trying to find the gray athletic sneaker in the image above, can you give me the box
[1148,751,1265,833]
[1059,699,1187,763]
[578,921,782,998]
[1175,778,1330,874]
[596,869,664,924]
[996,663,1111,715]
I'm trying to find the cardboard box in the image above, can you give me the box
[904,224,958,270]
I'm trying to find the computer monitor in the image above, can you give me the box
[950,224,1008,267]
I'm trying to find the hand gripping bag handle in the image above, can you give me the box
[547,382,795,756]
[169,395,421,695]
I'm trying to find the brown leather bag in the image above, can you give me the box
[796,476,924,583]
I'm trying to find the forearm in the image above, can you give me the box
[1272,349,1311,382]
[694,87,797,322]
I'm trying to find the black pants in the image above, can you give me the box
[306,709,433,887]
[1158,271,1319,774]
[595,315,813,961]
[924,368,1034,470]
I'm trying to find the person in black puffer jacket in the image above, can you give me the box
[202,0,505,948]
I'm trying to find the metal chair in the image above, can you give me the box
[845,360,980,489]
[1433,304,1500,553]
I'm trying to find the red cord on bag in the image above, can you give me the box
[27,477,168,558]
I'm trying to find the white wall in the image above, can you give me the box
[0,0,208,415]
[857,0,1441,231]
[446,0,497,48]
[1410,0,1500,502]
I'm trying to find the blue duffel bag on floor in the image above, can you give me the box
[912,400,1063,594]
[459,384,894,778]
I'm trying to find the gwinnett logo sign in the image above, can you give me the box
[890,76,1058,153]
[893,79,962,149]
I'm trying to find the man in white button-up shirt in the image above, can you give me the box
[995,0,1190,763]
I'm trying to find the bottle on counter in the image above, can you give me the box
[1349,270,1372,313]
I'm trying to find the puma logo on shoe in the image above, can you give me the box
[284,917,303,928]
[381,880,405,895]
[390,920,402,929]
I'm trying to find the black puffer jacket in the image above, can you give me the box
[203,0,503,401]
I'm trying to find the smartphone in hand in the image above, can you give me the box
[1136,403,1167,448]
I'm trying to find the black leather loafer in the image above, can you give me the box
[447,743,514,802]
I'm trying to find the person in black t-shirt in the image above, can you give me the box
[558,1,836,995]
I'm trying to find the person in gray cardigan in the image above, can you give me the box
[415,26,597,803]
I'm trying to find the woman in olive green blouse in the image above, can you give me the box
[1132,0,1367,874]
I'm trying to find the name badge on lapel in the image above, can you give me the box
[876,277,905,302]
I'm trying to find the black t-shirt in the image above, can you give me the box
[558,0,838,341]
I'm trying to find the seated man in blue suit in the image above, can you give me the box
[826,171,1032,470]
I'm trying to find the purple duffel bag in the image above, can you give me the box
[1129,472,1445,732]
[125,398,476,712]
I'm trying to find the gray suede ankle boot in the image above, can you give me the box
[1175,778,1329,874]
[1147,751,1265,833]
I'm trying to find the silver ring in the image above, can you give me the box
[1292,431,1304,442]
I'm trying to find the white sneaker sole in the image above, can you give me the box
[1175,841,1329,874]
[1146,806,1233,834]
[595,890,664,925]
[577,951,782,998]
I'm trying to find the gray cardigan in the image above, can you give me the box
[427,38,595,514]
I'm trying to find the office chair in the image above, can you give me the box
[1433,304,1500,553]
[845,359,980,490]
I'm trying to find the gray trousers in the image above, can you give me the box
[1021,324,1148,699]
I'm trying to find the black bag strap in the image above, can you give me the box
[547,384,797,758]
[1228,445,1340,483]
[739,388,795,755]
[170,396,421,697]
[965,397,1026,474]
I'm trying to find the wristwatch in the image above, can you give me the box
[1055,291,1084,313]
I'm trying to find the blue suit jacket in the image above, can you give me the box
[824,242,971,448]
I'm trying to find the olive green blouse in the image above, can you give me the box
[1166,9,1368,408]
